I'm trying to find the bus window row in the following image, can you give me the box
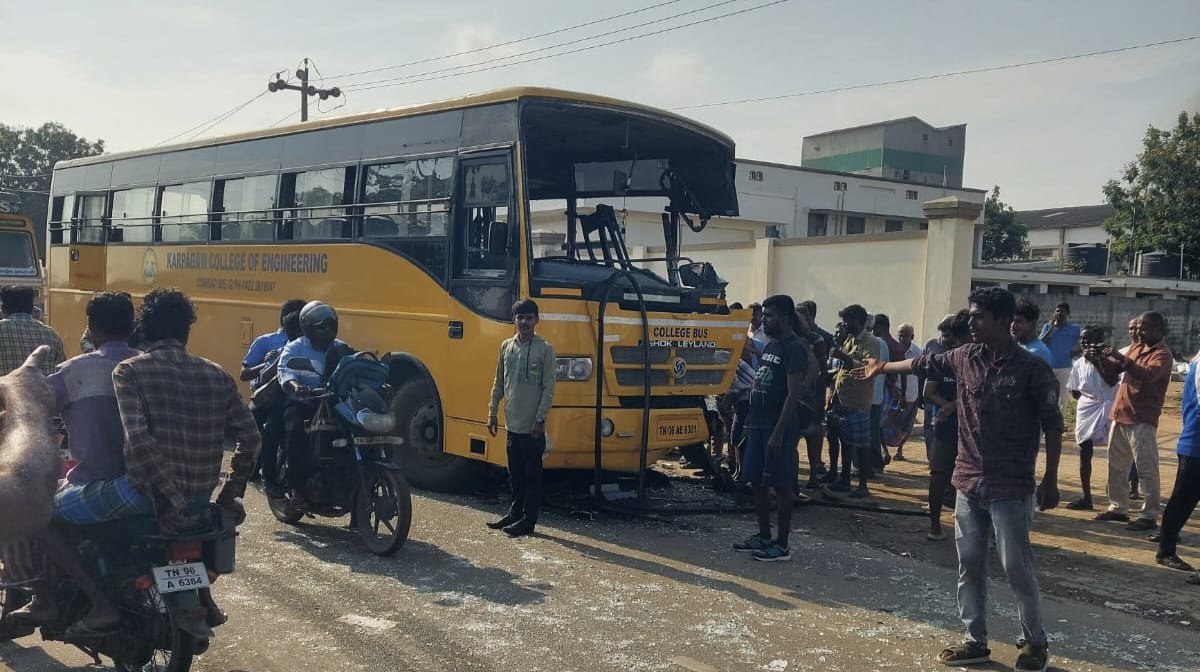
[48,156,458,246]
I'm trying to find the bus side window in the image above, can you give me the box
[49,195,75,245]
[287,168,353,241]
[456,159,511,279]
[159,182,211,243]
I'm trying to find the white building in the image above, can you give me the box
[530,158,986,252]
[1019,204,1111,261]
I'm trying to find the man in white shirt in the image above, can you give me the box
[1065,326,1119,510]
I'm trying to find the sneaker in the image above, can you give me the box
[487,513,521,530]
[752,541,791,562]
[1094,511,1130,522]
[1014,641,1049,672]
[1156,555,1195,572]
[937,641,991,666]
[733,534,771,553]
[1127,518,1157,532]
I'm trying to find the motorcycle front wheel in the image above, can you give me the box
[355,466,412,556]
[113,586,194,672]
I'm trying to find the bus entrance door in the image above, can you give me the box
[68,193,108,291]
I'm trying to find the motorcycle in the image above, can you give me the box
[266,350,412,556]
[1,502,236,672]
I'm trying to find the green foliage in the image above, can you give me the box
[0,122,105,257]
[981,185,1027,261]
[1102,111,1200,268]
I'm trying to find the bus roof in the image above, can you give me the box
[57,87,734,170]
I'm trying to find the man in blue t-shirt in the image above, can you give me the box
[1156,351,1200,577]
[732,294,807,563]
[1013,298,1053,366]
[1040,302,1081,410]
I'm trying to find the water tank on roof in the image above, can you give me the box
[1136,251,1181,279]
[1065,243,1108,275]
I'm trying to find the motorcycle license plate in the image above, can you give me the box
[152,562,211,593]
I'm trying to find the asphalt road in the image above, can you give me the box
[2,485,1198,672]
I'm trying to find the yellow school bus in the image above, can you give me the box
[0,195,45,305]
[45,87,746,490]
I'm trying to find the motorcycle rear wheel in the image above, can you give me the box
[113,586,194,672]
[355,466,412,556]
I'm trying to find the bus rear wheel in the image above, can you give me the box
[390,378,480,492]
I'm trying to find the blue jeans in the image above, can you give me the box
[955,491,1046,648]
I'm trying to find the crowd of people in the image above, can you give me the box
[3,281,1200,670]
[719,290,1200,671]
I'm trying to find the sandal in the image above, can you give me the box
[938,641,991,666]
[1156,555,1195,572]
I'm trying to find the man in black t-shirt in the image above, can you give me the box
[733,294,808,562]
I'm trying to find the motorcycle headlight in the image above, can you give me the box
[359,411,396,434]
[555,357,593,381]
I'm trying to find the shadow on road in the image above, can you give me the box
[271,522,550,606]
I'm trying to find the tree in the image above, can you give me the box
[0,123,105,259]
[980,185,1027,261]
[1102,111,1200,270]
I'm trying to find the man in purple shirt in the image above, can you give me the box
[855,287,1062,672]
[11,292,145,635]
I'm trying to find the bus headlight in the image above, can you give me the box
[600,418,615,437]
[712,349,733,365]
[555,357,593,381]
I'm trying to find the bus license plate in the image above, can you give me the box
[152,562,211,593]
[655,419,700,442]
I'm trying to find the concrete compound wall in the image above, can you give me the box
[1020,293,1199,359]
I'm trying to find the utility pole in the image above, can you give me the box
[268,58,341,122]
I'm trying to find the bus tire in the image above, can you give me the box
[390,378,480,492]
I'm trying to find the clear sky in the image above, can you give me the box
[4,0,1198,209]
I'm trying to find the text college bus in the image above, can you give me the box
[46,87,746,490]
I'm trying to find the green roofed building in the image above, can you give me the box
[801,117,966,189]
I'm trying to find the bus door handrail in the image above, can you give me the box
[592,269,651,507]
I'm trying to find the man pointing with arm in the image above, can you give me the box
[854,287,1062,672]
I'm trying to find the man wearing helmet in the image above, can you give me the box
[277,301,349,499]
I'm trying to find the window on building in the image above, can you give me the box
[947,137,954,147]
[218,175,277,241]
[905,190,918,200]
[846,216,865,235]
[110,187,155,243]
[833,180,847,191]
[919,222,928,231]
[159,182,211,242]
[922,133,929,143]
[748,170,764,182]
[884,219,904,232]
[807,212,827,237]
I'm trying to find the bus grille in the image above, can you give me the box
[677,370,727,385]
[616,369,670,387]
[610,346,671,364]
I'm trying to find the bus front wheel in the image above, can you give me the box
[390,378,479,492]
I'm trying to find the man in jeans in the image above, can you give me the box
[857,287,1062,672]
[1094,311,1172,532]
[1155,348,1200,575]
[487,299,556,537]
